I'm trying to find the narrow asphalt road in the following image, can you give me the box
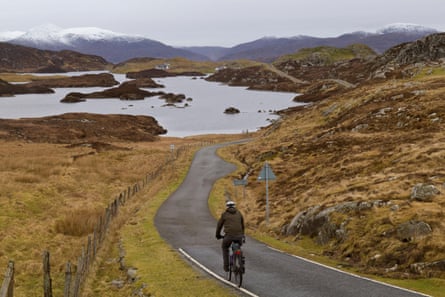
[155,142,429,297]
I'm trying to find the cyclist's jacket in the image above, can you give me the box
[216,207,245,237]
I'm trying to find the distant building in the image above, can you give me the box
[155,63,170,70]
[215,65,227,72]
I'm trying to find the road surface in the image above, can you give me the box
[155,142,429,297]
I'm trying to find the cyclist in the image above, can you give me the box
[216,200,245,272]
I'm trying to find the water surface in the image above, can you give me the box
[0,73,302,137]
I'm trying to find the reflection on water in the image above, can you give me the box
[0,72,303,137]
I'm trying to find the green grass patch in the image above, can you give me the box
[413,67,445,79]
[273,44,375,65]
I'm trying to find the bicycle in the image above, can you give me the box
[227,240,245,287]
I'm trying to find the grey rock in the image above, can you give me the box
[396,220,432,242]
[410,183,440,202]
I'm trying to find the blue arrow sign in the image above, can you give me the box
[258,162,276,181]
[233,179,248,186]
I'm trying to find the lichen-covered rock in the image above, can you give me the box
[396,220,432,242]
[410,183,440,202]
[411,259,445,277]
[283,200,389,244]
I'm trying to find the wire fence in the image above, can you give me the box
[1,142,213,297]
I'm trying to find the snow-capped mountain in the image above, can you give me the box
[0,31,25,42]
[0,23,440,63]
[210,23,439,62]
[9,24,146,45]
[377,23,438,34]
[1,24,207,63]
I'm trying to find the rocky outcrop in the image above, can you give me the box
[410,183,440,202]
[224,107,240,114]
[369,33,445,80]
[206,65,295,90]
[61,83,164,103]
[159,93,187,104]
[283,198,435,245]
[396,220,432,242]
[411,259,445,277]
[60,82,190,106]
[282,200,388,244]
[375,33,445,66]
[122,78,164,88]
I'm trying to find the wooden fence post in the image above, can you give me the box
[64,262,71,297]
[85,236,92,276]
[0,260,14,297]
[72,253,83,297]
[43,251,53,297]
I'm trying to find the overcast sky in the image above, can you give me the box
[1,0,444,46]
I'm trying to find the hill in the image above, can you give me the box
[220,32,445,279]
[0,42,111,73]
[201,24,438,62]
[1,23,438,63]
[0,24,208,63]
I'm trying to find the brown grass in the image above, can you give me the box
[0,73,66,82]
[210,74,445,295]
[54,207,104,236]
[111,57,261,74]
[0,135,242,297]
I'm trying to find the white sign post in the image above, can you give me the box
[257,162,276,225]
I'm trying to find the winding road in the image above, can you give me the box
[155,142,429,297]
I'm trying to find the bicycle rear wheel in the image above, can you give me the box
[234,254,243,287]
[227,255,233,281]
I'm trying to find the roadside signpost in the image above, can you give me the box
[233,178,248,199]
[257,162,276,224]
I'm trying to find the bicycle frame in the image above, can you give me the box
[228,241,244,287]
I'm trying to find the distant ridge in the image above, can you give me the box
[0,23,439,63]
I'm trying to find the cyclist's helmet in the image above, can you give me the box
[226,200,236,208]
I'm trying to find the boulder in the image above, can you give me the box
[410,183,440,202]
[224,107,240,114]
[396,220,432,242]
[283,200,388,244]
[411,259,445,277]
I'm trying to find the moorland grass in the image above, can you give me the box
[0,73,66,82]
[111,57,261,74]
[0,137,237,296]
[209,145,445,297]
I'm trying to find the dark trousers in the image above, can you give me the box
[222,235,243,270]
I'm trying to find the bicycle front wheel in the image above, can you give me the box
[227,255,233,281]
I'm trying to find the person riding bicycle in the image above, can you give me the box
[216,200,245,272]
